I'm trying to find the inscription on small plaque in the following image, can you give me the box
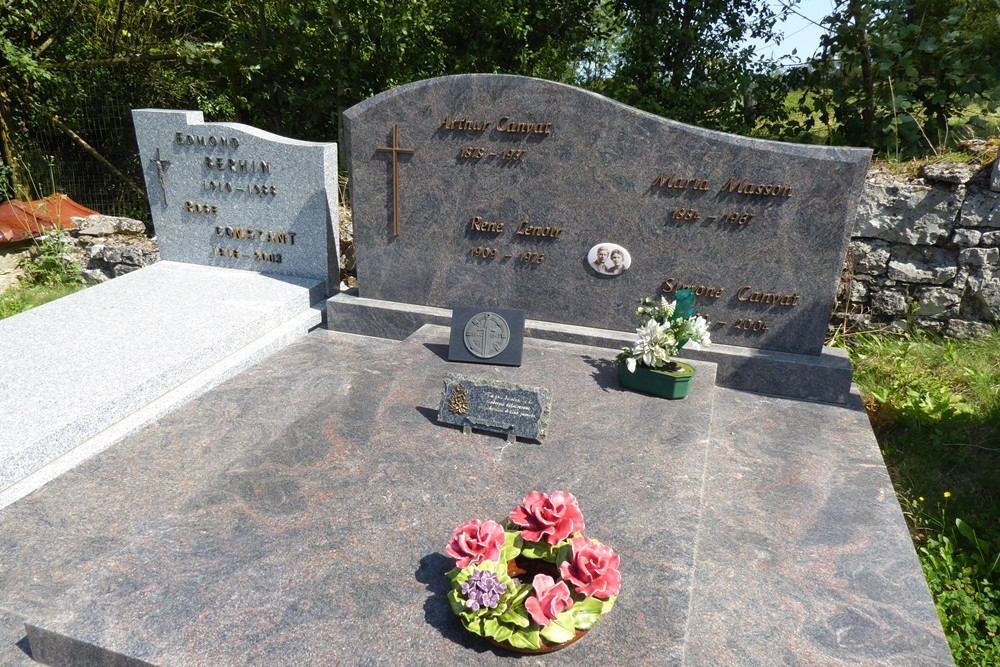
[437,374,551,443]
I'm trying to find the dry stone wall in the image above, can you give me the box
[836,160,1000,338]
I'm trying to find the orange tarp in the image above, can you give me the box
[0,194,99,244]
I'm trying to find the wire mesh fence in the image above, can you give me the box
[22,118,146,220]
[9,60,216,226]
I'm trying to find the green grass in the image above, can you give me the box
[846,329,1000,665]
[0,232,87,321]
[0,282,86,320]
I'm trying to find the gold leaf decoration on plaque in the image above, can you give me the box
[449,384,470,414]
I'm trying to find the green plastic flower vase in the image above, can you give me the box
[617,359,695,399]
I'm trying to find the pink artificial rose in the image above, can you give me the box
[445,520,506,568]
[559,535,621,599]
[508,490,585,545]
[524,574,574,627]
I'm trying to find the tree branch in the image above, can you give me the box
[37,52,181,70]
[34,0,81,59]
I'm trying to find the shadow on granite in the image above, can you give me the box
[14,637,30,659]
[421,342,451,362]
[414,553,485,654]
[580,355,629,393]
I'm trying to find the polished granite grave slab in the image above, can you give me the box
[685,388,954,666]
[0,326,951,665]
[3,327,715,666]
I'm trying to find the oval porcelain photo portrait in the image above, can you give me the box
[587,243,631,276]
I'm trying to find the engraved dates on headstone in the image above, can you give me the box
[344,74,872,356]
[133,109,340,291]
[437,374,551,443]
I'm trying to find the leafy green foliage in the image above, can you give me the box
[582,0,794,134]
[919,513,1000,663]
[0,282,86,320]
[181,0,603,141]
[787,0,1000,155]
[20,233,82,287]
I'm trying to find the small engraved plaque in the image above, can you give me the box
[463,312,510,358]
[448,307,525,366]
[438,374,551,443]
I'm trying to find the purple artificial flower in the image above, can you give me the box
[461,569,508,611]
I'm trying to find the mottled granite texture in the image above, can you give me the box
[684,388,954,667]
[0,261,323,500]
[344,74,872,356]
[327,292,855,404]
[0,610,34,666]
[0,326,951,665]
[133,110,339,292]
[3,327,715,666]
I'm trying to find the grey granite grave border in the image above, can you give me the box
[326,292,853,404]
[0,305,322,510]
[0,262,325,505]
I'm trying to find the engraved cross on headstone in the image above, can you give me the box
[150,147,171,206]
[374,124,415,237]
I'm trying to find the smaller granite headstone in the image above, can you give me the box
[991,154,1000,193]
[447,307,525,366]
[132,109,339,292]
[438,374,551,443]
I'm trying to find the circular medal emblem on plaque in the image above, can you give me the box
[463,312,511,359]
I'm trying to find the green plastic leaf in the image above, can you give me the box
[451,568,471,586]
[554,542,572,566]
[506,628,541,650]
[539,610,578,644]
[520,540,555,561]
[499,605,531,628]
[571,597,604,629]
[674,288,697,320]
[482,617,502,639]
[465,618,486,637]
[601,596,617,614]
[447,589,468,615]
[493,623,514,642]
[499,529,523,562]
[510,582,533,606]
[445,567,461,582]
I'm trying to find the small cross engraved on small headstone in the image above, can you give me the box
[150,147,171,206]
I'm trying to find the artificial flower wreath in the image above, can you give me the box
[445,491,620,652]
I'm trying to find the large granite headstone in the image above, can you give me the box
[343,74,871,357]
[133,109,340,292]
